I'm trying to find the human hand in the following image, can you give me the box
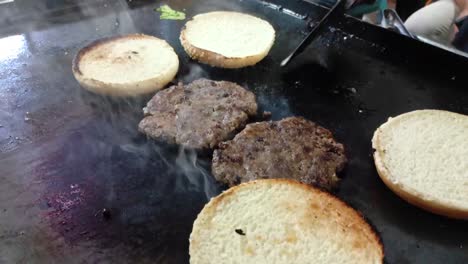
[455,0,467,8]
[455,0,468,18]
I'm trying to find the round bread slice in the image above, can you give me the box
[73,34,179,96]
[190,179,384,264]
[372,110,468,219]
[180,11,275,68]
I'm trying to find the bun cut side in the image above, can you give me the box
[180,11,275,68]
[73,34,179,96]
[190,179,384,264]
[372,109,468,219]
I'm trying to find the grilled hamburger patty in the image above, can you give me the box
[138,79,257,149]
[212,117,347,190]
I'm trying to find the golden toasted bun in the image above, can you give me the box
[73,34,179,96]
[372,109,468,219]
[180,11,275,68]
[190,179,383,264]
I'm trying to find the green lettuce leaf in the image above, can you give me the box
[155,5,186,20]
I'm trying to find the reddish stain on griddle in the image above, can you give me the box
[31,130,115,246]
[32,128,207,261]
[40,181,103,244]
[46,184,84,212]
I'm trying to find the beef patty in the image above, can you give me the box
[212,117,347,190]
[138,79,257,149]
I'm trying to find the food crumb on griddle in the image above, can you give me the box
[102,208,111,220]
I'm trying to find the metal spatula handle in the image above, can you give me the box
[280,0,345,67]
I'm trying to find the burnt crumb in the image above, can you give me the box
[128,56,131,59]
[102,208,112,220]
[235,229,246,236]
[131,51,138,54]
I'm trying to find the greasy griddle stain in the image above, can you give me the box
[36,139,111,247]
[34,118,215,262]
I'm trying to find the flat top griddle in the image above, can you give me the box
[0,0,467,263]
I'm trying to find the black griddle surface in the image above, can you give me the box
[0,0,467,263]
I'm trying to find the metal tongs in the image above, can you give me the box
[380,9,415,39]
[281,0,346,67]
[280,3,418,67]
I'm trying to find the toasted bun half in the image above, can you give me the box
[372,110,468,219]
[73,34,179,96]
[180,11,275,68]
[190,179,383,264]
